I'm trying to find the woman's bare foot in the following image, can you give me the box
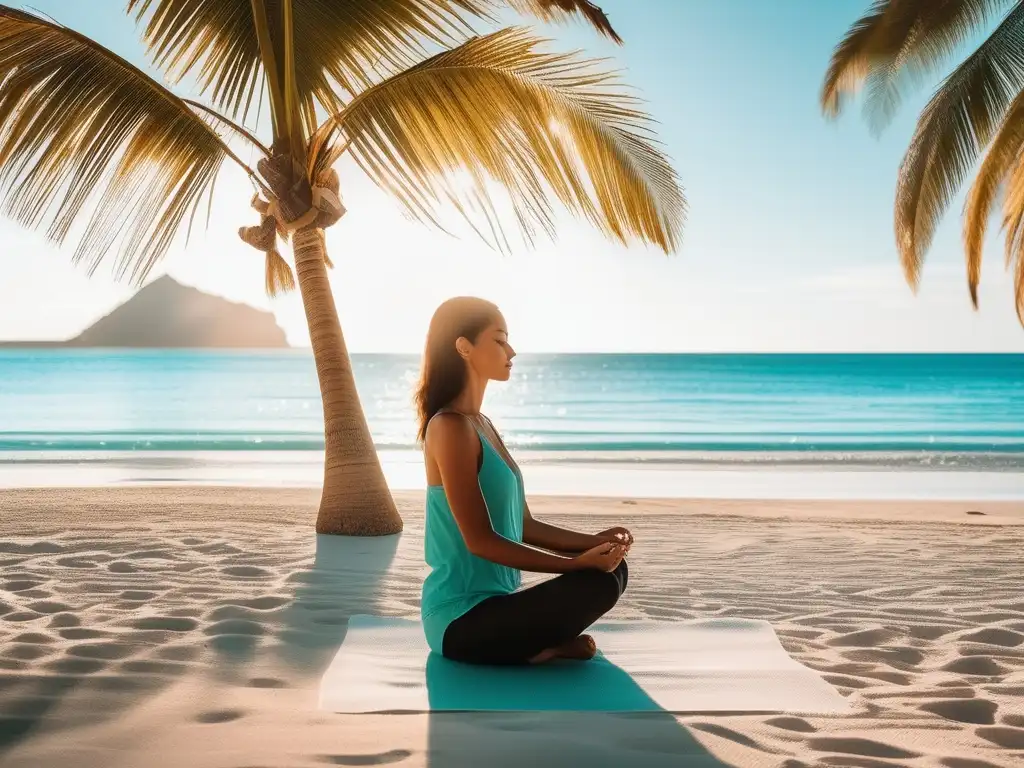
[556,634,597,660]
[527,646,560,664]
[527,634,597,664]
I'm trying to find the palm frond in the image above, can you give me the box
[504,0,621,43]
[1016,225,1024,322]
[892,3,1024,290]
[128,0,485,133]
[309,28,684,255]
[962,88,1024,306]
[128,0,265,124]
[821,0,890,118]
[866,0,1017,132]
[821,0,1014,123]
[0,6,250,283]
[128,0,628,137]
[184,99,272,157]
[1003,161,1024,321]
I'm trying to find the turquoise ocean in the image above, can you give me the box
[1,350,1022,498]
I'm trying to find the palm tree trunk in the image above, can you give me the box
[292,227,403,536]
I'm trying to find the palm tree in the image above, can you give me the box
[820,0,1024,326]
[0,1,685,536]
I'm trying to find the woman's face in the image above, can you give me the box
[462,313,516,382]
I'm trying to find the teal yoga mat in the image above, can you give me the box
[319,615,852,714]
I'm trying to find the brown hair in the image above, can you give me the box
[414,296,499,444]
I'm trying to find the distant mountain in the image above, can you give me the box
[1,276,289,348]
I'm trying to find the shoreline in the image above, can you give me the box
[2,450,1023,501]
[2,486,1022,530]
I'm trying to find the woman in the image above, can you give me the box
[415,296,633,666]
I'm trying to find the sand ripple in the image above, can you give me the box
[0,489,1022,767]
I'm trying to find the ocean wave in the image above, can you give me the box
[3,432,1024,455]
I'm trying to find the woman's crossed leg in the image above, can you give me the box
[441,559,628,665]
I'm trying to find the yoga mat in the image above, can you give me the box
[319,615,853,714]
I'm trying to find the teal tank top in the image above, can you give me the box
[420,412,524,655]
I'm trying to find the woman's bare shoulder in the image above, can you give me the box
[425,412,481,484]
[425,411,476,451]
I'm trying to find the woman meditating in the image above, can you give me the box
[416,296,632,666]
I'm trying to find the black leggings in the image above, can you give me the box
[441,559,628,665]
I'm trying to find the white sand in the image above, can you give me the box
[0,487,1022,768]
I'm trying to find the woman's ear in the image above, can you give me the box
[454,337,471,359]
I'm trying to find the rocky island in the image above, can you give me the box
[1,276,289,348]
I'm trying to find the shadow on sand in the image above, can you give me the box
[272,532,402,678]
[425,649,731,767]
[279,533,733,767]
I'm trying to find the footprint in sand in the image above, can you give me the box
[2,611,43,623]
[806,736,920,760]
[47,613,80,628]
[59,628,111,640]
[66,642,136,661]
[2,580,43,592]
[841,645,925,668]
[235,596,289,611]
[54,557,99,569]
[779,629,825,640]
[826,628,901,647]
[130,617,198,632]
[817,758,911,768]
[154,645,202,662]
[906,624,957,640]
[107,561,137,573]
[26,600,72,615]
[121,660,191,675]
[918,698,998,724]
[119,590,158,601]
[960,612,1022,624]
[207,605,264,622]
[14,590,51,600]
[194,709,246,724]
[821,674,872,690]
[318,751,413,766]
[246,677,287,689]
[125,549,176,560]
[195,543,244,555]
[689,723,775,752]
[43,657,107,675]
[974,726,1024,749]
[220,565,271,578]
[939,758,1007,768]
[942,656,1008,676]
[765,716,817,733]
[3,643,55,661]
[0,542,61,554]
[10,632,54,645]
[960,627,1024,647]
[203,619,265,637]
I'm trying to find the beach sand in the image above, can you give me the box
[0,487,1022,767]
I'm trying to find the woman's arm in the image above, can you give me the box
[522,501,604,554]
[476,413,605,555]
[428,413,584,574]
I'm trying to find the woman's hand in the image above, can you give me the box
[572,541,626,573]
[595,526,633,552]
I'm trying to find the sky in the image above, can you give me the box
[1,0,1022,353]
